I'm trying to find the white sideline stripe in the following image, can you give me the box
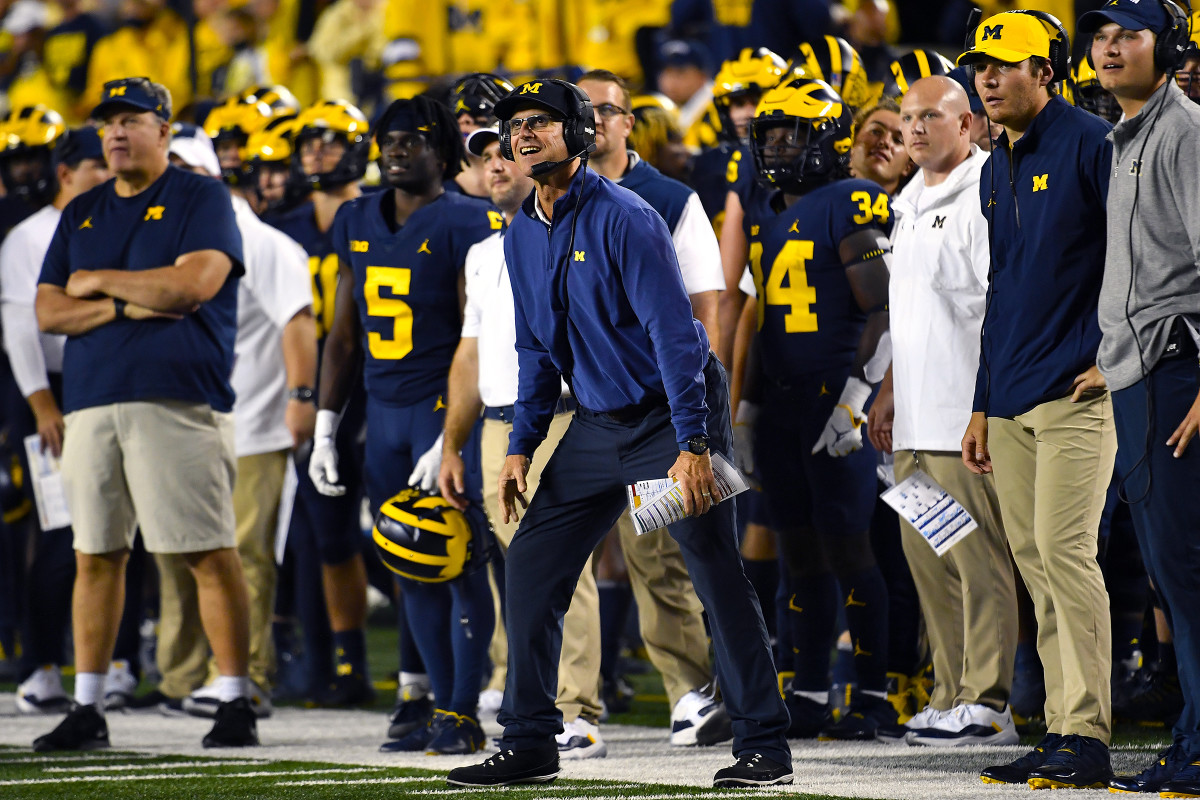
[274,777,440,786]
[411,793,735,799]
[46,760,266,773]
[0,768,372,786]
[0,753,164,764]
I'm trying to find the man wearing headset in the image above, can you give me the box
[445,80,791,789]
[1076,0,1200,794]
[957,11,1117,790]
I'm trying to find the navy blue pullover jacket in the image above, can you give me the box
[505,164,711,457]
[974,96,1112,418]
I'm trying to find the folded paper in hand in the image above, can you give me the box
[627,452,749,535]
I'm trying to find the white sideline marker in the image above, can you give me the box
[46,760,267,773]
[0,768,374,786]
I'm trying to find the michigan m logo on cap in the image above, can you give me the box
[519,82,542,95]
[982,24,1004,41]
[109,86,127,97]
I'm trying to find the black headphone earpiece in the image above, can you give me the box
[498,79,597,163]
[1011,9,1072,82]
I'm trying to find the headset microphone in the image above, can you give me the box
[529,143,597,177]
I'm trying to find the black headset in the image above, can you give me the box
[964,9,1071,82]
[1084,0,1190,72]
[499,79,597,163]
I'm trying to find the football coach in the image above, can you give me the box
[446,79,791,789]
[32,77,255,751]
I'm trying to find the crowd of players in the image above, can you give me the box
[1,0,1200,792]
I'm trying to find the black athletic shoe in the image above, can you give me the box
[446,744,561,787]
[32,704,110,752]
[1159,758,1200,798]
[387,694,435,739]
[979,732,1062,784]
[202,697,259,748]
[818,695,899,741]
[785,692,829,739]
[712,753,794,788]
[316,672,375,708]
[1110,742,1189,793]
[1025,734,1111,790]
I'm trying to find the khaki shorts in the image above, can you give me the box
[61,400,237,555]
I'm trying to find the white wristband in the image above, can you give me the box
[314,408,341,442]
[838,377,873,419]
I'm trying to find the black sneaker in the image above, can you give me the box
[387,694,435,738]
[315,671,375,708]
[980,732,1063,784]
[1158,757,1200,798]
[380,713,437,753]
[426,711,485,755]
[712,753,793,788]
[1025,734,1111,790]
[446,744,560,787]
[1109,742,1189,793]
[32,705,110,752]
[818,695,899,741]
[201,697,259,748]
[785,692,829,739]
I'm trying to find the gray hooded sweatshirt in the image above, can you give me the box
[1097,80,1200,392]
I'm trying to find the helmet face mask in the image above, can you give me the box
[750,78,850,195]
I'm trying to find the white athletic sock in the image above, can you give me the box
[399,672,431,700]
[74,672,106,708]
[214,675,249,703]
[795,690,826,704]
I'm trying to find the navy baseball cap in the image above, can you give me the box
[1078,0,1172,34]
[948,67,985,113]
[465,126,500,157]
[91,77,171,121]
[52,126,103,167]
[659,39,711,72]
[494,81,582,121]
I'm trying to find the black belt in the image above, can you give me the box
[599,395,670,424]
[484,396,577,423]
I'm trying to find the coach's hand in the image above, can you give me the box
[1071,365,1106,402]
[124,302,183,321]
[438,448,468,511]
[961,412,991,474]
[408,433,444,492]
[499,455,531,524]
[669,451,721,517]
[867,381,894,455]
[1167,388,1200,458]
[286,398,316,448]
[309,409,345,496]
[65,269,104,299]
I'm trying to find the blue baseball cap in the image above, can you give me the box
[659,39,711,72]
[91,77,172,121]
[948,67,985,113]
[1078,0,1172,34]
[52,126,103,167]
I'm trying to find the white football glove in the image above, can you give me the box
[408,432,445,492]
[733,400,758,477]
[812,377,872,458]
[309,409,345,496]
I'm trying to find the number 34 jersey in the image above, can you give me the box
[746,177,892,384]
[331,190,500,406]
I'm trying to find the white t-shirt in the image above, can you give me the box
[0,204,66,396]
[889,148,991,453]
[230,194,313,456]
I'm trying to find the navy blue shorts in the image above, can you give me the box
[754,370,877,537]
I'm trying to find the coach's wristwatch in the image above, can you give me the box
[288,386,316,404]
[686,435,709,456]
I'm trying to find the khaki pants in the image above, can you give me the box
[156,450,288,695]
[988,391,1116,742]
[894,450,1016,711]
[481,412,604,723]
[616,514,711,709]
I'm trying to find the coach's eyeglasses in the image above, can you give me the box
[507,114,564,135]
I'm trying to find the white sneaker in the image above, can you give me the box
[906,705,948,730]
[906,703,1019,747]
[183,680,273,719]
[876,704,947,743]
[16,665,70,714]
[477,688,503,717]
[670,686,732,747]
[103,660,138,710]
[556,717,607,759]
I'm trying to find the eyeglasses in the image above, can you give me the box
[507,113,563,134]
[594,103,629,118]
